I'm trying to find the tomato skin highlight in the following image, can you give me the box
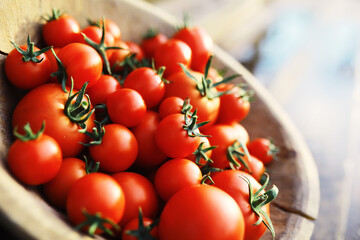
[155,113,200,159]
[112,172,159,227]
[7,134,62,185]
[159,184,245,240]
[154,158,202,201]
[66,173,125,234]
[212,170,270,240]
[56,43,103,90]
[42,14,80,48]
[43,157,86,209]
[12,83,95,157]
[89,124,138,173]
[5,45,51,90]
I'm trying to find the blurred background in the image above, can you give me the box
[150,0,360,239]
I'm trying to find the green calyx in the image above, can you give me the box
[227,139,252,171]
[82,17,121,75]
[42,9,63,22]
[114,53,151,81]
[11,35,52,63]
[80,120,105,147]
[13,122,45,142]
[200,164,223,184]
[180,97,193,115]
[192,142,216,166]
[50,48,68,92]
[151,60,169,84]
[142,27,158,39]
[75,209,120,237]
[268,139,280,160]
[182,107,210,138]
[242,173,279,239]
[180,56,241,100]
[83,155,100,174]
[86,18,102,28]
[64,80,95,130]
[125,208,159,240]
[235,83,255,102]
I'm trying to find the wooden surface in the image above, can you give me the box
[152,0,360,239]
[0,0,319,239]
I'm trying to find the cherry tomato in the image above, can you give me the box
[212,170,274,240]
[107,88,147,128]
[247,138,278,165]
[173,26,213,73]
[86,74,121,106]
[125,41,145,61]
[155,158,202,201]
[242,155,265,182]
[7,125,62,185]
[216,91,251,124]
[131,111,167,168]
[141,30,168,59]
[123,67,165,109]
[107,41,130,72]
[42,11,80,48]
[43,157,86,208]
[112,172,159,226]
[98,18,121,42]
[56,43,103,89]
[158,96,184,119]
[203,123,249,169]
[66,172,125,235]
[186,136,213,166]
[89,124,138,172]
[77,25,115,47]
[154,39,191,77]
[165,69,220,130]
[5,44,51,89]
[12,83,95,157]
[155,113,201,159]
[158,184,245,240]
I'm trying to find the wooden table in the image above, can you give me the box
[152,0,360,239]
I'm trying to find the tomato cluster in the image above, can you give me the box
[4,9,280,240]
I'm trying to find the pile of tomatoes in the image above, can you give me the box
[4,9,280,240]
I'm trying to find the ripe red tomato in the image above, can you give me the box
[122,215,158,240]
[7,125,62,185]
[5,44,51,89]
[66,172,125,235]
[141,30,168,59]
[155,113,201,159]
[203,123,249,169]
[247,138,279,165]
[56,43,103,90]
[216,90,251,124]
[43,157,87,208]
[158,184,245,240]
[107,41,130,72]
[241,155,265,182]
[107,88,147,127]
[93,17,121,42]
[155,158,202,201]
[89,124,138,172]
[158,96,184,119]
[77,25,115,47]
[123,67,166,109]
[42,10,80,48]
[212,170,276,240]
[86,74,121,106]
[131,111,167,168]
[12,83,95,157]
[165,69,220,130]
[125,41,145,61]
[112,172,159,226]
[173,26,213,73]
[154,39,192,77]
[186,136,213,166]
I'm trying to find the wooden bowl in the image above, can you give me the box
[0,0,320,239]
